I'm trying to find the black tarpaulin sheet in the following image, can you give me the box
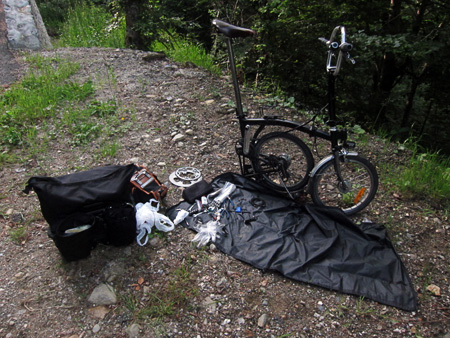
[167,173,418,311]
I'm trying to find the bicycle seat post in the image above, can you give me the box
[212,19,255,121]
[225,37,245,118]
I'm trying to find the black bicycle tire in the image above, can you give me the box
[252,132,314,192]
[310,155,378,215]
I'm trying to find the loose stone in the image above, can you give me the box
[257,314,268,327]
[87,283,117,305]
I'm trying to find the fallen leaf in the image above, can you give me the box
[426,284,441,296]
[138,277,144,285]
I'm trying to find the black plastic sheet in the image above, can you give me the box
[167,173,417,311]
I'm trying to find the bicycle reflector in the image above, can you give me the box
[354,187,366,204]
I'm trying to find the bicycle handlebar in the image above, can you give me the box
[319,26,355,76]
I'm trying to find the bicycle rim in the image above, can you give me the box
[311,155,378,215]
[252,132,314,192]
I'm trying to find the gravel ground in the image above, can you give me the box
[0,47,449,338]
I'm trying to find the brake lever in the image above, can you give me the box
[346,53,356,64]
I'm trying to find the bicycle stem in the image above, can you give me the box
[327,72,337,127]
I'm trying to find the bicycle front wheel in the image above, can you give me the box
[252,132,314,192]
[310,155,378,215]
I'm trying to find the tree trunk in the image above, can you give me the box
[368,0,405,126]
[401,62,428,128]
[123,0,148,50]
[401,77,419,129]
[400,0,430,128]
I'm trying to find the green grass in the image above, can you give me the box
[56,1,126,48]
[386,145,450,208]
[0,55,92,152]
[399,152,450,202]
[152,32,221,75]
[136,259,198,321]
[0,54,126,164]
[9,225,28,245]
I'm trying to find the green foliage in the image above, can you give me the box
[152,32,221,75]
[57,1,126,48]
[109,0,212,50]
[383,141,450,208]
[98,140,120,158]
[35,0,76,36]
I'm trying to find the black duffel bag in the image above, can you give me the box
[24,164,138,261]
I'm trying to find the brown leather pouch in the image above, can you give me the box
[131,167,168,202]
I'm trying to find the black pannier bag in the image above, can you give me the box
[24,164,139,261]
[50,212,105,261]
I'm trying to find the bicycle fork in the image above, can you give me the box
[309,150,357,185]
[331,150,351,193]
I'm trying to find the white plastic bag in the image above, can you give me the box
[135,199,175,246]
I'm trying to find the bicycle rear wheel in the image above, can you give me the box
[310,155,378,215]
[252,132,314,192]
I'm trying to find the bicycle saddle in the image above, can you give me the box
[212,19,256,39]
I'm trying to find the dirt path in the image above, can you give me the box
[0,47,449,338]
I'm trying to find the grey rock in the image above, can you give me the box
[216,277,227,288]
[257,314,268,327]
[149,236,161,247]
[172,133,185,142]
[92,324,101,333]
[3,0,51,50]
[126,323,141,338]
[88,283,117,305]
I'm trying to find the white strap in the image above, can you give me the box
[136,223,152,246]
